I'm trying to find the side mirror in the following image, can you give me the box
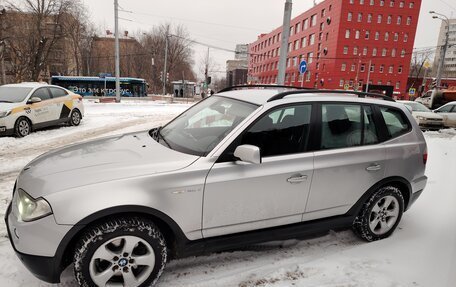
[234,145,261,164]
[27,97,42,104]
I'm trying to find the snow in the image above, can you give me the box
[0,100,455,287]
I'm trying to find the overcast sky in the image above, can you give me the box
[82,0,456,80]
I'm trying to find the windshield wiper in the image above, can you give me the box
[149,126,171,148]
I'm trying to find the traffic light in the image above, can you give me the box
[166,73,169,82]
[159,71,163,82]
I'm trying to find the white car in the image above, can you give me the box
[399,100,444,130]
[433,101,456,128]
[0,83,84,137]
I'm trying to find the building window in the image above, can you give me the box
[390,0,395,7]
[306,72,311,82]
[409,2,414,8]
[380,65,384,73]
[350,0,354,3]
[389,65,394,73]
[382,48,387,56]
[398,65,403,73]
[341,63,347,71]
[361,64,366,72]
[287,58,291,67]
[360,0,364,4]
[345,29,350,38]
[391,48,396,57]
[348,12,353,21]
[399,1,404,7]
[370,0,375,5]
[394,33,399,41]
[288,43,292,52]
[397,16,402,25]
[375,31,380,40]
[370,64,375,72]
[293,57,298,66]
[303,19,309,30]
[353,46,359,55]
[308,52,314,63]
[355,30,360,39]
[385,32,389,41]
[401,49,406,57]
[387,15,392,24]
[340,79,345,87]
[365,30,370,39]
[407,17,412,25]
[372,48,377,56]
[368,13,373,23]
[380,0,385,6]
[302,37,307,47]
[396,82,400,89]
[296,22,301,33]
[404,33,408,42]
[363,47,368,55]
[387,81,391,86]
[309,34,315,45]
[290,26,294,36]
[378,15,382,24]
[311,14,317,26]
[294,40,299,50]
[343,46,349,54]
[321,9,326,17]
[351,64,356,71]
[358,13,363,22]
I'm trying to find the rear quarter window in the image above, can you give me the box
[49,87,69,98]
[379,106,411,138]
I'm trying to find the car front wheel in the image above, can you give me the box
[70,109,82,126]
[353,186,404,241]
[74,217,167,287]
[14,117,31,137]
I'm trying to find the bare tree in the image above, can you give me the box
[409,49,434,88]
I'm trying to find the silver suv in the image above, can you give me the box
[5,86,428,287]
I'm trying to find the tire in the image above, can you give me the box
[74,217,167,287]
[14,117,31,137]
[352,186,404,242]
[70,109,82,126]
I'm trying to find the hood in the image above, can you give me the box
[17,131,199,198]
[0,102,21,111]
[412,111,443,119]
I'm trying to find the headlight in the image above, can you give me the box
[15,189,52,222]
[0,110,11,118]
[416,116,426,121]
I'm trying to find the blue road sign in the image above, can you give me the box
[299,60,307,74]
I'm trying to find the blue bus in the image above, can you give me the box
[51,76,148,97]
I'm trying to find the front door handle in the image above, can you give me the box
[366,164,382,172]
[287,175,308,184]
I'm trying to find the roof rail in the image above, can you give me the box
[218,84,311,93]
[267,89,395,102]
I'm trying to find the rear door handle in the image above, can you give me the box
[287,175,308,184]
[366,164,382,171]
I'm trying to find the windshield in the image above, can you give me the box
[403,101,431,112]
[0,87,33,103]
[156,96,258,156]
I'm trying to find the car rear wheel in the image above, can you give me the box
[70,109,82,126]
[353,186,404,241]
[74,217,167,287]
[14,117,31,137]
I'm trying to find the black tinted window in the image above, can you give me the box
[321,104,379,150]
[238,104,312,157]
[50,87,68,98]
[380,107,411,138]
[32,88,51,101]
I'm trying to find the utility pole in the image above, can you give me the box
[114,0,121,102]
[354,54,361,91]
[0,7,6,85]
[365,60,372,93]
[204,47,209,96]
[277,0,292,85]
[430,11,450,89]
[163,30,169,95]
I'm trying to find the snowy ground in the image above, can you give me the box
[0,100,455,287]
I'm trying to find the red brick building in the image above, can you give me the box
[248,0,421,98]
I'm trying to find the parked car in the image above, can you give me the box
[0,82,84,137]
[398,100,444,130]
[5,86,428,287]
[415,88,456,109]
[433,101,456,128]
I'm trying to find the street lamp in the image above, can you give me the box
[429,11,450,89]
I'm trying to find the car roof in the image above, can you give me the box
[217,89,400,108]
[2,82,49,88]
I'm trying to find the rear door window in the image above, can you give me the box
[49,87,68,98]
[379,107,411,138]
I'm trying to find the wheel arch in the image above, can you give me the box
[347,176,412,217]
[55,205,188,273]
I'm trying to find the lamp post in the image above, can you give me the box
[277,0,292,85]
[430,11,449,89]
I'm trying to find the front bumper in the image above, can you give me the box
[4,202,68,283]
